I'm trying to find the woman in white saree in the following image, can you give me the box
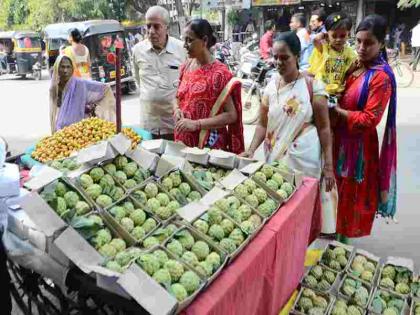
[242,32,336,232]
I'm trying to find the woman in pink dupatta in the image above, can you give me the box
[331,15,397,242]
[174,19,244,154]
[49,55,115,133]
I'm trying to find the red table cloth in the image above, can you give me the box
[183,177,321,315]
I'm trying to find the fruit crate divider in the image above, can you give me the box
[346,248,381,287]
[367,287,409,315]
[162,224,229,286]
[377,256,415,299]
[337,273,374,309]
[300,264,341,295]
[290,286,336,315]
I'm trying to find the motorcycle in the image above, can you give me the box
[214,40,239,74]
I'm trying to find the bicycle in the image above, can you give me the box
[387,48,414,88]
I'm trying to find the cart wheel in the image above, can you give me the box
[7,260,69,315]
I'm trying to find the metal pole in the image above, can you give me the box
[115,47,122,133]
[200,0,203,18]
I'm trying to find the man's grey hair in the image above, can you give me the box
[146,6,170,26]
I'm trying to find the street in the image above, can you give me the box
[0,70,419,264]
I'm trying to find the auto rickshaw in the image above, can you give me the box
[0,31,43,80]
[44,20,136,93]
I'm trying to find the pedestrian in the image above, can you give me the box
[174,19,244,154]
[241,32,335,194]
[290,13,311,70]
[331,14,397,243]
[310,8,327,35]
[63,28,91,80]
[411,20,420,71]
[49,55,116,133]
[308,12,357,95]
[0,43,8,72]
[259,20,276,61]
[132,6,186,141]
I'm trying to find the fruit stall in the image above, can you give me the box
[1,118,323,315]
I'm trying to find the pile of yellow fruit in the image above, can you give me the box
[32,118,142,162]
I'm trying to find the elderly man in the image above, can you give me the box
[133,6,186,140]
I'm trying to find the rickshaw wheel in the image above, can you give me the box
[7,259,69,315]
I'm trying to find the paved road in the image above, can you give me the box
[1,70,419,267]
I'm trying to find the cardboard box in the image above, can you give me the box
[53,226,104,274]
[319,241,355,274]
[200,187,265,237]
[164,141,187,157]
[368,287,409,315]
[23,165,63,192]
[117,245,207,315]
[141,139,167,155]
[190,209,251,263]
[99,156,153,193]
[327,299,364,315]
[291,286,335,315]
[91,264,132,299]
[156,155,193,178]
[410,297,420,315]
[378,256,414,298]
[181,147,210,166]
[189,164,233,192]
[19,192,68,248]
[346,249,381,286]
[102,195,162,245]
[301,264,340,294]
[236,156,259,170]
[77,141,117,165]
[208,149,237,169]
[117,263,178,315]
[109,133,132,156]
[176,201,210,223]
[71,165,130,209]
[337,273,373,309]
[126,146,160,175]
[218,169,248,192]
[129,178,178,225]
[157,168,208,206]
[163,224,228,287]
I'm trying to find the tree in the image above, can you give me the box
[398,0,420,9]
[127,0,157,14]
